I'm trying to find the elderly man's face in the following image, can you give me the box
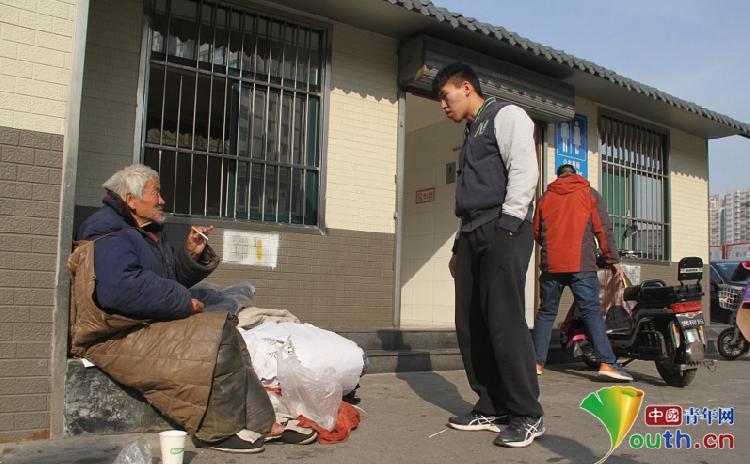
[127,178,165,227]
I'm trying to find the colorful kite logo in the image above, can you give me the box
[580,386,645,464]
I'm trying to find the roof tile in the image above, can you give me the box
[394,0,750,135]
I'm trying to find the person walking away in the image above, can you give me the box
[532,164,633,382]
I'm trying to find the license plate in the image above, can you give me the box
[676,312,705,328]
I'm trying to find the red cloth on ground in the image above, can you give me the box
[297,401,361,444]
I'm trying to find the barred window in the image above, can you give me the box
[599,113,669,261]
[142,0,324,225]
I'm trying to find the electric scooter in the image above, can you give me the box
[717,261,750,360]
[560,226,711,387]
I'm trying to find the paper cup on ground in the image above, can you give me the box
[159,430,187,464]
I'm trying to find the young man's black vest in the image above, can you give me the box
[456,97,514,231]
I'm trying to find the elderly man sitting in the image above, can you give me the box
[69,164,314,453]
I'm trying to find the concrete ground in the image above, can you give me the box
[2,355,748,464]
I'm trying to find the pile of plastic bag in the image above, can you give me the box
[191,283,365,437]
[240,322,364,394]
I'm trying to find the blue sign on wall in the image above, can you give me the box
[555,114,588,179]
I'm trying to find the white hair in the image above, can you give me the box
[102,164,160,199]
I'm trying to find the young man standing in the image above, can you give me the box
[434,63,544,448]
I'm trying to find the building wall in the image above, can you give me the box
[184,225,394,328]
[0,127,63,442]
[73,8,400,329]
[0,0,75,134]
[541,99,712,324]
[574,96,601,190]
[669,129,709,262]
[74,3,401,229]
[324,23,399,234]
[0,0,76,442]
[400,114,463,326]
[75,0,142,207]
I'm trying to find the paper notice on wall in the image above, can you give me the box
[222,230,279,268]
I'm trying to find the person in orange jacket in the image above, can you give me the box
[532,164,633,381]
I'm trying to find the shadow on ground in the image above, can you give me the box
[538,434,644,464]
[377,331,473,417]
[543,362,667,387]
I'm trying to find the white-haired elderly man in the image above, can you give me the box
[70,164,315,453]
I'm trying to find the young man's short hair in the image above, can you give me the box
[432,63,483,99]
[556,164,576,176]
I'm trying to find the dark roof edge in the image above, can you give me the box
[388,0,750,138]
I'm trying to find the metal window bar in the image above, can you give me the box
[600,114,669,260]
[143,0,323,225]
[276,24,284,222]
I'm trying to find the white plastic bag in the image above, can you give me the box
[277,339,342,431]
[240,322,364,393]
[112,438,152,464]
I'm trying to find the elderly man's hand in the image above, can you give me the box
[187,225,214,259]
[191,298,205,314]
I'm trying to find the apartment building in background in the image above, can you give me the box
[709,189,750,246]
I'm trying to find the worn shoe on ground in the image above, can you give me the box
[598,362,634,382]
[193,430,265,454]
[448,411,509,432]
[493,416,545,448]
[266,420,318,445]
[536,363,543,376]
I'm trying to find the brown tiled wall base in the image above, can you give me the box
[169,224,396,330]
[0,126,63,442]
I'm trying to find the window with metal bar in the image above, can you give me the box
[599,113,669,261]
[142,0,324,225]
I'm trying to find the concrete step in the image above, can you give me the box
[346,324,727,374]
[347,329,573,373]
[365,348,463,373]
[335,329,458,352]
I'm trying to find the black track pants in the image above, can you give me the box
[454,218,543,418]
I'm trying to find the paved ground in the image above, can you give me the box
[2,355,748,464]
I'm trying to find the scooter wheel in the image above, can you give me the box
[655,361,697,387]
[717,327,750,360]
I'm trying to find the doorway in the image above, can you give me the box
[398,93,546,328]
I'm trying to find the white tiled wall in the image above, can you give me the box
[0,0,77,135]
[400,108,463,327]
[670,129,709,262]
[324,22,399,234]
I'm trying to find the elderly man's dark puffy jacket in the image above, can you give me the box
[76,192,218,320]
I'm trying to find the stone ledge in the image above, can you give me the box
[64,359,171,436]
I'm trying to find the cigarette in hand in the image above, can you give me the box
[191,227,209,242]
